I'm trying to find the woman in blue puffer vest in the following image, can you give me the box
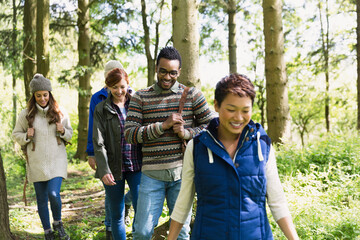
[168,73,299,240]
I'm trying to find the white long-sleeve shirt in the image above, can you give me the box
[171,139,291,224]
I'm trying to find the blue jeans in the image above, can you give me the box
[132,174,191,240]
[105,193,111,231]
[125,191,132,206]
[33,177,63,230]
[105,189,132,231]
[103,171,141,240]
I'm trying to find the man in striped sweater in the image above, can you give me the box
[125,46,214,239]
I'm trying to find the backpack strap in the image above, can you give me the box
[178,87,190,114]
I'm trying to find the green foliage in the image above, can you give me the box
[270,133,360,239]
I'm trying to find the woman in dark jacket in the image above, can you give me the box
[93,68,142,240]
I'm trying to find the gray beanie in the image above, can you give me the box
[104,60,124,78]
[30,73,52,94]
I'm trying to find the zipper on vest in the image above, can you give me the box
[232,129,249,163]
[206,129,249,163]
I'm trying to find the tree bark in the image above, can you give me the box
[0,149,14,239]
[263,0,291,144]
[357,0,360,130]
[172,0,200,87]
[141,0,164,87]
[12,0,17,129]
[23,0,36,101]
[36,0,50,77]
[319,0,330,132]
[228,0,237,74]
[74,0,91,161]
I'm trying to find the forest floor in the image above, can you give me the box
[7,161,169,240]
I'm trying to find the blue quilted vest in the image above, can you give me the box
[191,118,273,240]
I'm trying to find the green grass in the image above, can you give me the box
[5,133,360,239]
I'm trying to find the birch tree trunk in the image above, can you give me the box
[74,0,91,161]
[172,0,200,87]
[36,0,49,77]
[23,0,36,101]
[263,0,291,143]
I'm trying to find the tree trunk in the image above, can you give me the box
[357,0,360,130]
[0,149,14,240]
[228,0,237,74]
[319,0,330,132]
[172,0,200,87]
[263,0,291,144]
[141,0,153,86]
[23,0,36,101]
[36,0,50,77]
[74,0,91,161]
[12,0,17,129]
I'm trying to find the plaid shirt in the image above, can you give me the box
[112,101,142,172]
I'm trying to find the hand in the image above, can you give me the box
[102,173,116,186]
[173,123,185,139]
[88,156,97,170]
[162,113,185,130]
[27,128,34,139]
[56,122,65,134]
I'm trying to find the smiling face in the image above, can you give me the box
[108,78,128,104]
[34,91,50,108]
[215,93,252,140]
[156,58,181,90]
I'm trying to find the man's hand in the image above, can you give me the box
[102,173,116,186]
[162,113,185,130]
[88,156,97,170]
[173,123,185,139]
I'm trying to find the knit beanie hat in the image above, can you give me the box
[104,60,124,78]
[30,73,52,94]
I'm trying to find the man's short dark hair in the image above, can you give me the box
[156,46,182,68]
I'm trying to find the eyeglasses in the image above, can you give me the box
[158,68,178,78]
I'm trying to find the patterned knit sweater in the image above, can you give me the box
[124,82,214,171]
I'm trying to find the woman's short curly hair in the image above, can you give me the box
[215,73,256,107]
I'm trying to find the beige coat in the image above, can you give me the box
[12,104,73,183]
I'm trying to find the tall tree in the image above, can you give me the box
[74,0,91,161]
[141,0,165,87]
[0,149,14,239]
[172,0,200,87]
[198,0,240,74]
[23,0,37,101]
[263,0,291,144]
[227,0,237,73]
[12,0,18,128]
[318,0,331,132]
[356,0,360,131]
[36,0,49,77]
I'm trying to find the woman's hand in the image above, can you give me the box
[27,128,35,139]
[102,173,116,186]
[56,122,65,135]
[87,156,97,170]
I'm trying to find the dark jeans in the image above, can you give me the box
[103,171,141,240]
[33,177,63,230]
